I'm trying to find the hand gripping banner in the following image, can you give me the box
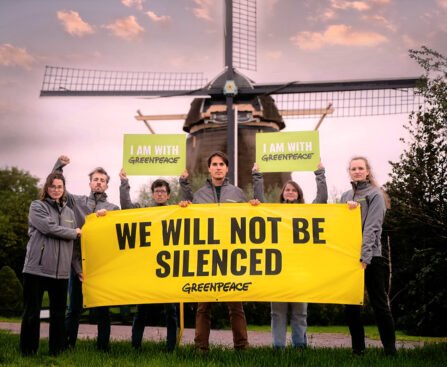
[81,203,363,308]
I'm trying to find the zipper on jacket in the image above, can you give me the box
[38,244,45,265]
[55,207,62,278]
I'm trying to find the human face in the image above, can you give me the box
[47,179,65,201]
[152,186,170,205]
[282,183,298,202]
[349,159,369,182]
[89,172,108,193]
[208,156,228,185]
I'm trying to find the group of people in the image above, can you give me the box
[19,150,396,357]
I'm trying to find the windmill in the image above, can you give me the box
[40,0,420,190]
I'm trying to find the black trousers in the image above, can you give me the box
[20,273,68,355]
[345,256,396,354]
[131,303,178,351]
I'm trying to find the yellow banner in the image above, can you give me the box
[81,203,364,308]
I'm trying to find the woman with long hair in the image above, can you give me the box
[271,162,328,349]
[340,156,396,356]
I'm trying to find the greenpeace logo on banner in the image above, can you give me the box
[256,131,320,172]
[81,204,364,308]
[123,134,186,175]
[181,281,253,294]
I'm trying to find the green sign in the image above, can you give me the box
[123,134,186,175]
[256,131,320,172]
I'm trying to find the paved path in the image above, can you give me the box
[0,322,422,349]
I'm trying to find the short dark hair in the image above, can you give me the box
[41,172,66,201]
[151,179,171,194]
[88,167,110,183]
[207,151,229,167]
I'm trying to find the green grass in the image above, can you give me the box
[0,330,446,367]
[1,316,446,344]
[248,325,447,344]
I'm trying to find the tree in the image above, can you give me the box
[0,167,39,276]
[0,265,23,316]
[384,46,447,336]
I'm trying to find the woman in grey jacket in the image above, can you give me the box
[20,172,81,356]
[271,162,328,349]
[340,156,396,356]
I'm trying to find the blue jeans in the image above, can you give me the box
[131,303,178,351]
[65,269,83,347]
[271,302,308,348]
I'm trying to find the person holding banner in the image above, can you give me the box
[119,169,178,352]
[179,151,263,352]
[341,156,396,356]
[20,172,81,356]
[53,155,120,352]
[270,162,328,349]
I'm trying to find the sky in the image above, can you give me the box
[1,0,446,205]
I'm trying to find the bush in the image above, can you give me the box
[0,265,23,316]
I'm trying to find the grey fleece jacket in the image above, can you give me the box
[340,180,386,265]
[179,171,265,203]
[23,198,80,279]
[53,158,120,274]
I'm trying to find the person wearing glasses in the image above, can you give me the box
[119,169,178,352]
[20,172,82,356]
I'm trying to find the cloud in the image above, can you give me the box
[146,11,171,24]
[361,15,397,32]
[370,0,390,6]
[0,43,36,70]
[266,0,280,12]
[266,50,283,60]
[290,24,388,50]
[121,0,144,11]
[330,0,370,11]
[103,16,144,40]
[437,0,447,10]
[192,0,213,21]
[401,34,419,49]
[57,10,94,37]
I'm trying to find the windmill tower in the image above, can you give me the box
[40,0,420,190]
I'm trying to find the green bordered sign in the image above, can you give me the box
[123,134,186,175]
[256,131,320,172]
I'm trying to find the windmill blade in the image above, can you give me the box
[40,66,212,97]
[242,77,422,118]
[247,77,420,94]
[231,0,257,71]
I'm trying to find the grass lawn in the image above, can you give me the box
[0,330,446,367]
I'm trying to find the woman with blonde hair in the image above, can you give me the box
[340,156,396,356]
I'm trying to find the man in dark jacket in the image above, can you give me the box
[53,155,120,351]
